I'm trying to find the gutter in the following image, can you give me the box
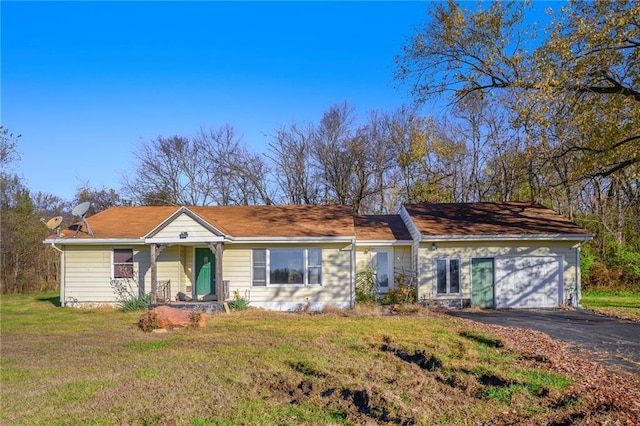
[229,236,355,243]
[354,240,413,246]
[43,238,146,245]
[420,234,595,242]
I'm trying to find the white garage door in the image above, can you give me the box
[494,256,563,308]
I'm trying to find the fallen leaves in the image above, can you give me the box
[447,314,640,425]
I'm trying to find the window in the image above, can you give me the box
[113,248,134,279]
[252,249,267,286]
[436,258,460,294]
[252,248,322,286]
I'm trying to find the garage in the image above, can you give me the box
[494,256,563,308]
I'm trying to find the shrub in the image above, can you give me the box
[110,275,150,312]
[138,310,158,332]
[229,290,250,311]
[120,294,151,312]
[189,312,203,327]
[355,267,378,304]
[382,273,417,305]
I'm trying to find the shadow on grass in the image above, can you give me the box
[37,295,61,307]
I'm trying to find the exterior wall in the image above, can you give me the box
[354,245,413,283]
[63,241,354,310]
[416,240,581,307]
[61,237,581,310]
[223,242,353,310]
[63,244,147,306]
[64,245,187,305]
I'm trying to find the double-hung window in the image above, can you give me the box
[252,248,322,286]
[435,258,460,294]
[113,248,134,279]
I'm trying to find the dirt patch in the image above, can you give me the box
[380,341,442,371]
[340,388,416,425]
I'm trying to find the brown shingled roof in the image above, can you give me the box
[354,215,412,241]
[404,202,591,237]
[190,205,355,238]
[58,205,355,240]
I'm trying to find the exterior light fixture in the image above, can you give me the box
[179,232,188,239]
[431,242,437,251]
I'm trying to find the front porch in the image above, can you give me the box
[148,241,227,304]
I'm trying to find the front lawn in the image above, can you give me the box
[1,292,638,425]
[581,290,640,321]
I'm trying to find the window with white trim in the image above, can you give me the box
[435,258,460,294]
[113,248,134,279]
[252,248,322,286]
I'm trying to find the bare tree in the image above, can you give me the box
[267,123,320,205]
[197,125,274,206]
[123,135,212,206]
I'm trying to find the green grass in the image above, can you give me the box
[581,290,640,321]
[0,292,612,425]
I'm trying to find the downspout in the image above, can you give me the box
[350,238,356,309]
[49,242,65,306]
[575,239,588,309]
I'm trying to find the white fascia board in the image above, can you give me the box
[399,206,422,242]
[420,234,594,242]
[42,238,146,245]
[144,236,226,244]
[354,240,413,246]
[228,236,355,244]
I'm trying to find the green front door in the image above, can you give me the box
[471,258,494,308]
[195,248,215,298]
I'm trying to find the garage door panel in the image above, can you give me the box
[495,256,562,308]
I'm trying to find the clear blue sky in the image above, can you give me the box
[2,1,430,202]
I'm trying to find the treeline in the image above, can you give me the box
[1,0,638,293]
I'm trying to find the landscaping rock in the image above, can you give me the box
[140,306,206,331]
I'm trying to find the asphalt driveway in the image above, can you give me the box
[447,309,640,377]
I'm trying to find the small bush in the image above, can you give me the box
[189,312,203,327]
[230,290,250,311]
[382,273,417,305]
[138,310,158,332]
[120,294,151,312]
[110,275,150,312]
[356,267,378,304]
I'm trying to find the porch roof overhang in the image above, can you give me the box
[418,233,595,243]
[144,236,227,245]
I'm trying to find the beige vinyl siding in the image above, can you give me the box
[355,245,413,284]
[153,213,218,239]
[64,245,147,304]
[223,243,352,305]
[140,245,182,297]
[416,240,580,303]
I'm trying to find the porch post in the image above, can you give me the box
[215,242,224,301]
[150,243,157,304]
